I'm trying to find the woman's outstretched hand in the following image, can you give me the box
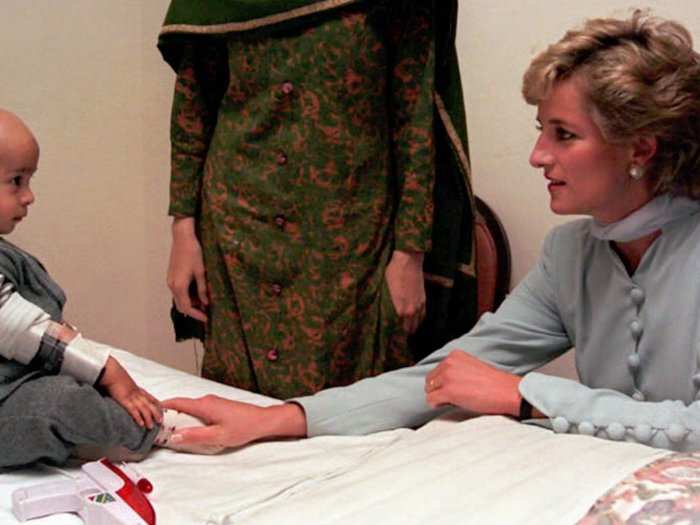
[424,350,523,417]
[162,396,308,450]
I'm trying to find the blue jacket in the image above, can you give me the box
[296,208,700,451]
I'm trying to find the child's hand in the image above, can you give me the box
[99,357,163,429]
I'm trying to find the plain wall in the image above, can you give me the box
[0,1,188,369]
[1,1,698,377]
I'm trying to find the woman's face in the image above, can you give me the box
[529,78,654,224]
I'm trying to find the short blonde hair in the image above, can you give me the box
[522,11,700,198]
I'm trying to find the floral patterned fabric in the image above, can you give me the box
[167,2,438,397]
[580,452,700,524]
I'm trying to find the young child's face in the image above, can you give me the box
[0,130,38,235]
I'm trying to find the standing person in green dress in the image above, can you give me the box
[158,0,476,398]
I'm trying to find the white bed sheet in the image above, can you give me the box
[1,349,670,525]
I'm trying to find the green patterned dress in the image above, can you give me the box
[160,1,476,398]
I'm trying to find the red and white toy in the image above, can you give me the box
[12,458,155,525]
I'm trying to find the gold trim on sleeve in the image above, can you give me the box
[434,92,473,192]
[424,273,455,288]
[434,91,477,273]
[458,262,476,278]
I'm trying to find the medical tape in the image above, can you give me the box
[60,334,110,385]
[0,291,51,364]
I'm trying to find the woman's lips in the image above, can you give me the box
[547,178,565,191]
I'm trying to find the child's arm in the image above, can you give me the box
[0,277,96,376]
[0,275,162,428]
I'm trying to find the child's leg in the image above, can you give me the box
[0,375,158,468]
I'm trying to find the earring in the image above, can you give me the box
[629,165,645,180]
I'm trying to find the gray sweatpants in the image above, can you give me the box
[0,374,158,467]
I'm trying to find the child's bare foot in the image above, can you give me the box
[154,409,225,455]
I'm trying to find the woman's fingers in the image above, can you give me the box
[163,396,212,422]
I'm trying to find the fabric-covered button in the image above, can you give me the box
[629,320,643,340]
[277,152,288,165]
[630,287,645,306]
[274,215,286,230]
[578,421,595,436]
[281,81,294,95]
[627,353,640,371]
[552,416,570,433]
[654,432,671,450]
[606,422,626,440]
[632,390,645,402]
[692,373,700,389]
[666,423,686,443]
[267,349,279,361]
[634,424,653,442]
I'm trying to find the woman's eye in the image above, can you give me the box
[11,176,22,186]
[555,128,575,140]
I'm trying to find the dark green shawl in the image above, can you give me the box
[158,0,478,356]
[160,0,358,27]
[159,0,363,70]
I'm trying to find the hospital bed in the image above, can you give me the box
[1,349,693,524]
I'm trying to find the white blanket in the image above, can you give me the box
[1,350,669,524]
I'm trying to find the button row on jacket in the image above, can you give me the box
[551,417,690,444]
[627,287,645,404]
[273,82,292,251]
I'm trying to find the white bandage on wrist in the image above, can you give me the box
[0,292,51,364]
[60,334,111,385]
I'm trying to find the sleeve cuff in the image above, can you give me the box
[518,372,549,416]
[168,201,198,218]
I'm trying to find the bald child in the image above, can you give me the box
[0,109,212,467]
